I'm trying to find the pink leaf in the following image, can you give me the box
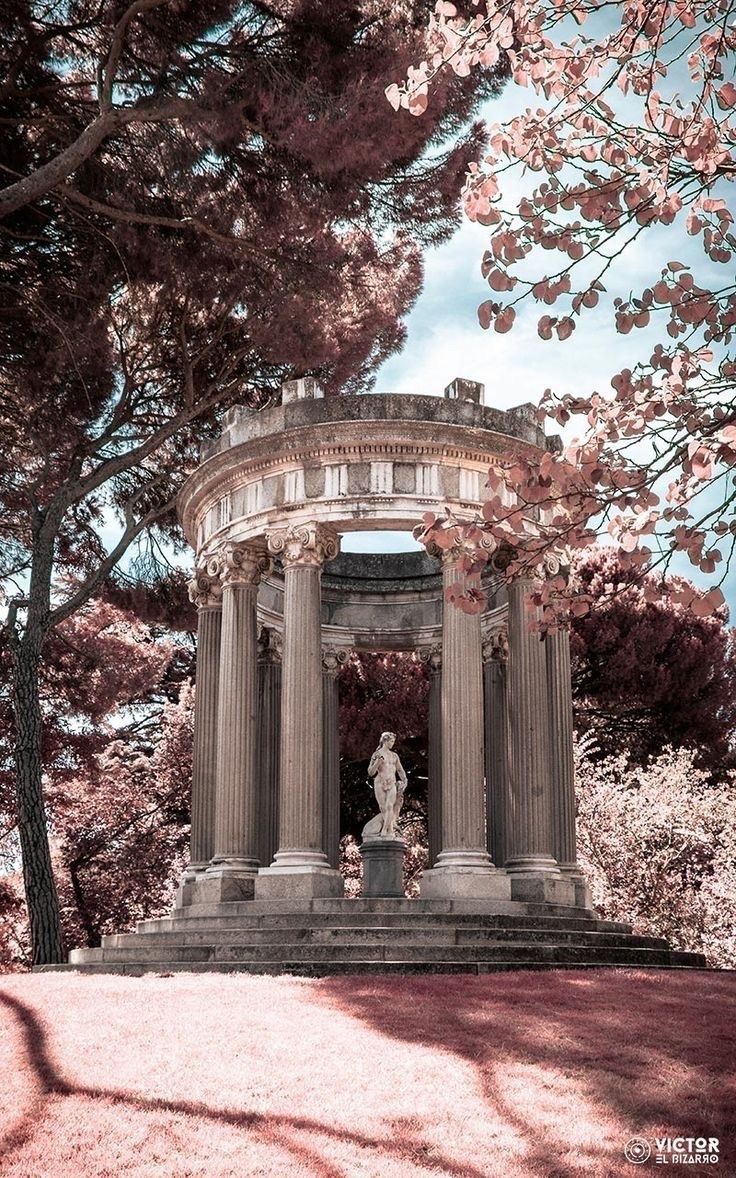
[494,307,516,333]
[385,83,402,111]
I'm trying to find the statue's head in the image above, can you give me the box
[380,731,396,748]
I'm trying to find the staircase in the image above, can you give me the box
[38,898,708,975]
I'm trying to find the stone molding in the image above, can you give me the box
[177,397,552,551]
[220,542,271,588]
[267,523,340,569]
[322,646,350,677]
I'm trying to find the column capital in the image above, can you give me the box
[257,626,283,664]
[187,564,223,611]
[482,628,509,664]
[267,523,340,569]
[418,643,442,675]
[322,646,349,677]
[426,532,497,569]
[220,542,271,588]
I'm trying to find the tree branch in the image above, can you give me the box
[49,494,177,629]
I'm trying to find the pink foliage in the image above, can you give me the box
[576,739,736,968]
[570,548,736,767]
[339,653,430,763]
[391,2,736,616]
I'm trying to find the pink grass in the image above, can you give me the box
[1,969,734,1177]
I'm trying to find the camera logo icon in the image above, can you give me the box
[624,1138,652,1164]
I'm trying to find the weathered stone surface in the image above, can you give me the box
[183,874,256,905]
[421,867,512,901]
[422,552,496,898]
[181,585,222,879]
[506,578,559,874]
[304,464,324,499]
[53,898,707,975]
[207,544,269,885]
[255,868,345,900]
[360,838,406,898]
[348,462,371,495]
[393,463,416,493]
[509,874,576,906]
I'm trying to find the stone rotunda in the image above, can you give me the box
[60,379,705,974]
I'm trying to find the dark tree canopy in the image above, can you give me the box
[571,550,736,771]
[338,652,430,839]
[0,1,503,962]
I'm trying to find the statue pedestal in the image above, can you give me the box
[360,837,406,898]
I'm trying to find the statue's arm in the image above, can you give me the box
[397,757,408,787]
[367,750,381,778]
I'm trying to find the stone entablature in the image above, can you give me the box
[257,550,507,653]
[179,394,553,557]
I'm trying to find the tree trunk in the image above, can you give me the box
[12,632,66,965]
[68,859,101,948]
[10,520,66,966]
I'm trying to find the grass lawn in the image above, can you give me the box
[0,968,733,1177]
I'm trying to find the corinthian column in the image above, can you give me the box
[483,628,510,870]
[420,645,442,868]
[205,542,270,901]
[322,647,348,870]
[178,563,222,901]
[421,550,509,900]
[546,625,590,905]
[256,627,282,871]
[506,577,560,876]
[255,523,344,898]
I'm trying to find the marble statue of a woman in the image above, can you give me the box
[361,731,408,840]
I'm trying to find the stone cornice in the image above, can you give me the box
[178,414,547,548]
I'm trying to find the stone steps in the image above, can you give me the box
[68,940,705,969]
[159,898,599,920]
[41,897,708,976]
[103,926,666,950]
[135,912,632,935]
[39,958,709,977]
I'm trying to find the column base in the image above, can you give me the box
[558,865,593,909]
[421,850,511,901]
[506,871,577,906]
[183,858,260,905]
[505,854,561,874]
[360,838,406,898]
[255,854,344,899]
[177,872,257,907]
[175,862,209,907]
[180,861,208,883]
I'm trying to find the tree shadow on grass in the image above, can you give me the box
[0,989,489,1178]
[317,969,736,1176]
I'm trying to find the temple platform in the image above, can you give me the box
[38,898,707,975]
